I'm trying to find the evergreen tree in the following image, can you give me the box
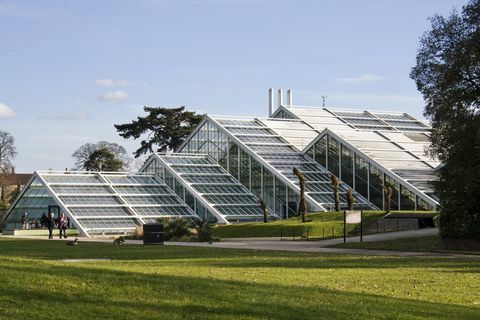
[115,106,204,157]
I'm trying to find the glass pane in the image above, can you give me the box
[314,136,327,167]
[369,165,384,209]
[327,136,340,176]
[340,145,354,188]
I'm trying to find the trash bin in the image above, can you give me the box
[143,223,164,245]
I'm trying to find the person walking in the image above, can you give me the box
[47,212,55,239]
[40,212,47,228]
[21,212,28,229]
[59,213,68,239]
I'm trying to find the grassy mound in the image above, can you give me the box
[213,211,438,239]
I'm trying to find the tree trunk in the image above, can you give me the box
[331,175,340,211]
[293,168,307,223]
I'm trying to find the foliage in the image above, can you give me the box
[384,187,393,213]
[293,167,307,223]
[72,141,129,171]
[410,0,480,239]
[0,188,9,210]
[114,106,204,157]
[84,148,124,172]
[161,218,193,240]
[194,220,214,242]
[331,175,340,211]
[8,183,21,205]
[346,189,355,210]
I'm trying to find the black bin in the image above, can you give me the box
[143,223,164,245]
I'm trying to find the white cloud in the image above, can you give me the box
[0,102,16,118]
[94,79,130,87]
[334,73,386,84]
[97,90,129,102]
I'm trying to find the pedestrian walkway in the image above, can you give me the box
[2,228,479,260]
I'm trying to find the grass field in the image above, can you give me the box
[212,211,435,239]
[0,238,479,319]
[331,235,480,254]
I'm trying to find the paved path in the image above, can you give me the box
[2,228,479,260]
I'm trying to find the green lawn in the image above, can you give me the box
[331,235,480,254]
[0,238,479,319]
[213,211,434,239]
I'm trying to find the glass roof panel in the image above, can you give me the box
[184,175,238,184]
[172,166,225,174]
[133,206,194,217]
[154,153,275,222]
[76,218,139,230]
[204,194,258,205]
[59,195,123,205]
[113,185,171,195]
[43,175,102,184]
[123,195,184,205]
[69,207,132,217]
[51,185,113,194]
[104,175,160,184]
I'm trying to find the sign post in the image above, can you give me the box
[344,210,363,243]
[360,211,363,242]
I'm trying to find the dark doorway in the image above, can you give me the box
[48,205,61,224]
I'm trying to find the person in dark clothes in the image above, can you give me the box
[59,213,68,239]
[40,213,47,228]
[21,212,28,229]
[46,212,55,239]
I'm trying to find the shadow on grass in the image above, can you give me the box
[0,261,478,320]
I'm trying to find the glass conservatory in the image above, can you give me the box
[4,103,439,237]
[3,171,199,236]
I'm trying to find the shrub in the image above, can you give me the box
[195,221,213,242]
[161,218,192,241]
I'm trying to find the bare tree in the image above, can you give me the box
[0,130,16,174]
[258,197,268,223]
[293,168,307,223]
[384,186,393,213]
[346,189,355,210]
[331,174,340,211]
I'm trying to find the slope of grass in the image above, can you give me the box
[0,238,478,320]
[331,235,480,254]
[213,211,436,239]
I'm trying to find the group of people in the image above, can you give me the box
[20,212,69,239]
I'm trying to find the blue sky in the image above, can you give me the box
[0,0,467,172]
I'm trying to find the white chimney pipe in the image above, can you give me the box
[287,89,293,106]
[277,89,283,108]
[268,88,274,117]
